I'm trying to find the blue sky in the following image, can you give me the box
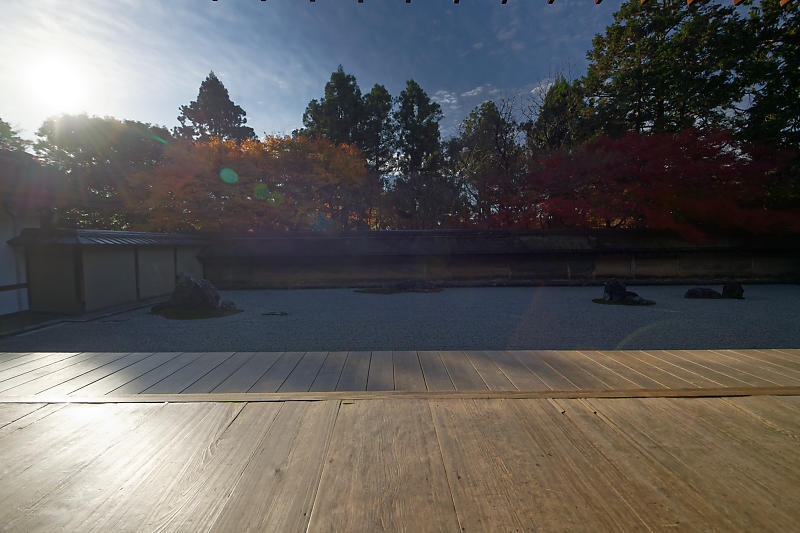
[1,0,623,140]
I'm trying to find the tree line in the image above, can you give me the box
[1,0,797,237]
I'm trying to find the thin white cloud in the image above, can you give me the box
[472,41,485,50]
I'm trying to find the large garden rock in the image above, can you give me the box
[685,287,723,299]
[603,279,628,302]
[168,274,222,310]
[722,282,744,299]
[601,279,655,305]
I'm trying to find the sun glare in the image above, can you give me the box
[25,53,92,113]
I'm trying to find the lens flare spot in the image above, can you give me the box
[254,183,270,200]
[219,168,238,184]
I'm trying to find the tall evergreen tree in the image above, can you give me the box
[525,77,589,153]
[0,117,29,152]
[582,0,747,136]
[393,79,443,174]
[176,71,255,141]
[359,84,395,174]
[301,66,364,145]
[739,0,800,150]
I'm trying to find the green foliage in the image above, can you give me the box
[176,71,255,141]
[739,0,800,150]
[0,117,29,152]
[34,114,173,228]
[393,79,443,174]
[302,66,364,145]
[525,77,589,152]
[360,84,395,173]
[451,101,526,227]
[583,0,747,136]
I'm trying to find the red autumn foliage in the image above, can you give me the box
[519,129,800,239]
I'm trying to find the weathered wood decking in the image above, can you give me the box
[1,349,800,399]
[1,349,799,531]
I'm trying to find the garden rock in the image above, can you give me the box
[685,287,723,299]
[722,282,744,299]
[601,279,655,305]
[168,274,222,310]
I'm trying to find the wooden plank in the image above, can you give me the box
[528,350,619,389]
[0,353,132,396]
[438,350,487,390]
[632,350,726,388]
[335,351,371,391]
[45,352,156,396]
[578,350,668,389]
[309,351,347,392]
[417,351,454,391]
[643,350,748,387]
[213,401,338,532]
[392,351,425,391]
[707,349,800,385]
[722,396,800,436]
[279,352,328,392]
[731,349,800,373]
[0,352,32,367]
[78,403,282,532]
[597,350,696,389]
[212,352,282,393]
[4,386,800,404]
[249,351,305,393]
[676,350,782,387]
[587,397,800,530]
[0,352,81,382]
[0,352,105,393]
[75,353,182,396]
[366,350,394,391]
[0,404,67,439]
[110,352,197,395]
[507,350,576,389]
[430,398,649,530]
[0,403,45,429]
[180,352,253,394]
[142,352,234,394]
[554,398,741,530]
[464,351,516,391]
[486,350,554,390]
[3,403,243,531]
[309,400,459,532]
[0,403,166,527]
[0,352,58,373]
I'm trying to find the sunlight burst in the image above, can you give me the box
[25,53,92,113]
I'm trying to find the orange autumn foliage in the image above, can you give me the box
[121,135,377,233]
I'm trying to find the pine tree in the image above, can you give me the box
[176,71,255,141]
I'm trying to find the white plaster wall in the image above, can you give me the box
[0,207,36,315]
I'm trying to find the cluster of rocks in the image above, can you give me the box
[152,274,237,313]
[597,279,746,306]
[601,279,655,305]
[685,282,744,299]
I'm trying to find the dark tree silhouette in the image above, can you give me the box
[176,71,255,141]
[301,66,364,145]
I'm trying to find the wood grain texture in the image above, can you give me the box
[366,350,393,391]
[211,401,338,533]
[464,351,516,390]
[418,350,454,391]
[0,353,132,396]
[249,351,305,393]
[335,351,371,391]
[76,352,183,396]
[181,351,254,393]
[279,352,328,392]
[142,352,234,394]
[309,351,347,392]
[0,352,103,394]
[392,351,425,391]
[438,350,487,391]
[309,400,459,532]
[212,351,282,393]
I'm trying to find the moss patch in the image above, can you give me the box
[592,298,656,306]
[149,308,244,320]
[355,288,444,294]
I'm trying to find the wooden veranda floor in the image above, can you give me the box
[1,349,800,399]
[1,350,799,531]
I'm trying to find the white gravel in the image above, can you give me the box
[1,285,798,352]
